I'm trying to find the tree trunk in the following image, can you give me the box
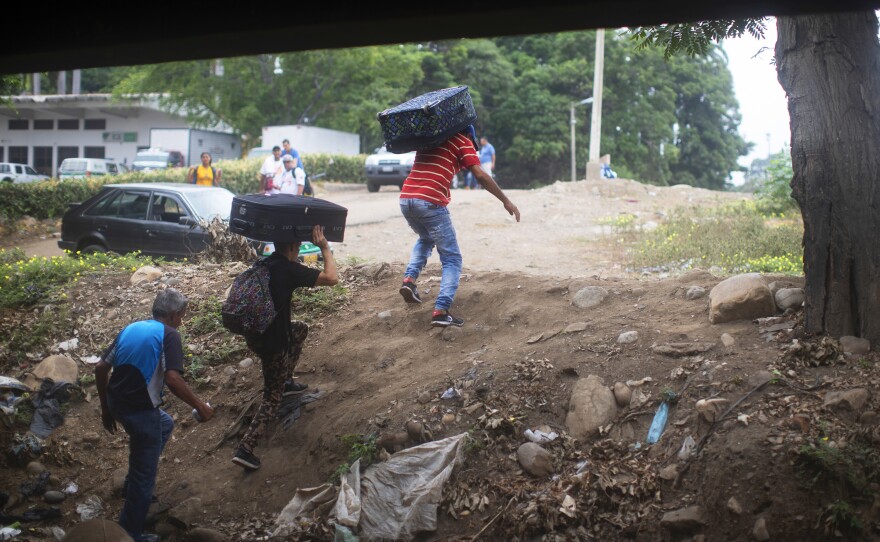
[775,12,880,344]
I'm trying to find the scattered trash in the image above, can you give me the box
[334,524,359,542]
[678,435,696,460]
[29,380,78,439]
[9,433,43,460]
[523,428,559,443]
[82,356,101,365]
[646,402,669,444]
[0,525,21,540]
[20,472,50,498]
[559,494,577,518]
[273,486,339,537]
[0,508,61,523]
[62,482,78,496]
[75,495,104,521]
[574,460,589,475]
[626,377,653,387]
[279,390,327,430]
[333,460,362,528]
[54,338,79,352]
[0,377,29,393]
[440,388,461,400]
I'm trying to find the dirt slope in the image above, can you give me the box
[1,180,878,542]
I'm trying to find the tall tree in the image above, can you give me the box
[631,12,880,343]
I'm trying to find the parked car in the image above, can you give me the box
[58,158,124,180]
[131,148,186,172]
[364,146,416,192]
[59,183,235,259]
[0,162,50,184]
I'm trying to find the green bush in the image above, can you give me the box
[632,200,804,275]
[756,151,799,216]
[0,153,368,221]
[0,248,155,308]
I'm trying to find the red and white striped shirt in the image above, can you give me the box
[399,132,481,206]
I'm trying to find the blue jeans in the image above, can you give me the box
[110,399,174,539]
[400,198,462,311]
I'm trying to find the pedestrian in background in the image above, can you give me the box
[188,152,221,186]
[479,136,496,180]
[260,146,284,194]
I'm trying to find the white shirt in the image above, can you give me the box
[278,167,306,195]
[260,156,284,193]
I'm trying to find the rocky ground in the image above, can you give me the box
[1,180,878,542]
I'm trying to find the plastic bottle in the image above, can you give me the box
[192,402,211,422]
[646,402,669,444]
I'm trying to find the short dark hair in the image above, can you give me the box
[272,146,281,152]
[274,241,301,254]
[282,139,290,144]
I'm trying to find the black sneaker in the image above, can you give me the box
[399,281,422,304]
[232,448,261,471]
[431,311,464,327]
[282,380,309,397]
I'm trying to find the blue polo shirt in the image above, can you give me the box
[103,320,185,412]
[281,148,305,174]
[479,143,495,164]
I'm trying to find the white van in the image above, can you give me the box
[58,158,123,180]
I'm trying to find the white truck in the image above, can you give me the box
[261,125,360,156]
[149,128,241,167]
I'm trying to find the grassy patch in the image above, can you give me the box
[0,248,157,308]
[796,436,880,497]
[185,296,225,337]
[292,284,349,323]
[631,201,803,275]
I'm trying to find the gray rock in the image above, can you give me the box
[696,398,730,423]
[748,370,774,388]
[130,265,163,285]
[660,506,707,532]
[753,517,770,541]
[839,336,871,355]
[517,443,554,477]
[720,333,736,347]
[441,326,462,342]
[82,432,100,444]
[708,273,776,324]
[571,286,609,309]
[685,285,707,300]
[565,375,618,440]
[112,467,128,496]
[727,496,743,515]
[163,277,181,287]
[26,461,46,475]
[617,331,639,344]
[377,310,392,320]
[223,366,236,376]
[612,382,632,408]
[860,411,878,426]
[43,490,65,504]
[238,358,254,369]
[188,527,228,542]
[564,322,589,333]
[62,519,133,542]
[21,355,79,391]
[167,496,203,529]
[153,522,178,538]
[658,464,679,481]
[417,391,432,404]
[824,388,871,412]
[775,288,805,311]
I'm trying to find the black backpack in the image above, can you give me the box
[303,172,313,196]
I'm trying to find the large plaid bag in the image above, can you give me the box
[377,86,477,154]
[221,259,277,338]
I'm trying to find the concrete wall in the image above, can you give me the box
[262,125,360,156]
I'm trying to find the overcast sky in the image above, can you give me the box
[721,20,790,175]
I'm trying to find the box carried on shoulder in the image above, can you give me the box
[377,86,477,154]
[229,194,347,243]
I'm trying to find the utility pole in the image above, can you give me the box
[589,29,605,163]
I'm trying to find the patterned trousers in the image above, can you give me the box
[239,321,308,453]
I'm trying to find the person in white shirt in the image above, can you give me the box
[278,154,306,195]
[259,146,285,194]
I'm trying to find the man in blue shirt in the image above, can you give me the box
[95,288,214,542]
[281,139,304,174]
[479,136,496,180]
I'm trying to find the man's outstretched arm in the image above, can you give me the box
[470,165,520,222]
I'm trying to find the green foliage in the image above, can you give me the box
[796,437,880,496]
[632,201,803,274]
[331,433,378,482]
[822,500,863,537]
[0,249,155,308]
[99,29,748,188]
[756,151,798,215]
[185,296,225,336]
[629,20,768,60]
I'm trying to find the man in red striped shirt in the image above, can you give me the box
[398,128,520,327]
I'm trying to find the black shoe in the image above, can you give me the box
[431,311,464,327]
[399,281,422,304]
[232,448,261,471]
[282,380,309,397]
